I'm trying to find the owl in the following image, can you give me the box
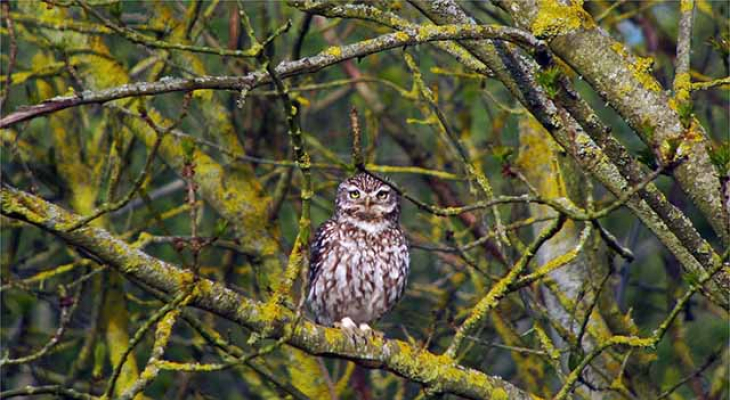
[307,172,410,333]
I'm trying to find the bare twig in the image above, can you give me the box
[0,1,18,113]
[0,385,97,400]
[446,215,567,358]
[656,348,720,400]
[104,287,194,398]
[1,283,83,366]
[75,0,287,58]
[350,107,365,171]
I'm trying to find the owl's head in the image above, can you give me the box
[334,172,399,225]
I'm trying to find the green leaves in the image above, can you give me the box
[213,218,229,238]
[708,141,730,177]
[536,66,561,98]
[676,101,693,128]
[181,137,196,162]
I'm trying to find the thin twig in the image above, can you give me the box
[104,287,194,398]
[0,1,18,113]
[75,0,287,58]
[552,259,727,399]
[446,215,567,358]
[656,349,720,400]
[350,107,365,171]
[1,283,83,366]
[0,385,97,400]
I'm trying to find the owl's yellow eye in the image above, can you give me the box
[349,190,360,199]
[376,190,389,200]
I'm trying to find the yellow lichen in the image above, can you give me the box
[680,0,695,13]
[531,0,593,39]
[394,31,410,42]
[610,42,626,56]
[611,42,662,92]
[323,46,342,57]
[515,117,565,199]
[631,56,662,92]
[674,72,692,101]
[415,24,437,42]
[493,388,509,400]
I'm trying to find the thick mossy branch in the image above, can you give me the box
[290,0,492,75]
[407,0,729,309]
[496,0,728,245]
[0,186,538,400]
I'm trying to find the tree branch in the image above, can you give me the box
[407,0,729,310]
[0,186,539,400]
[496,0,728,245]
[0,22,541,128]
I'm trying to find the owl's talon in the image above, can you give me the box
[337,317,358,330]
[336,318,375,347]
[358,323,385,340]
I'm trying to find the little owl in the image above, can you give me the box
[307,172,409,334]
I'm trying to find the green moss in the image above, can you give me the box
[637,118,656,142]
[676,101,694,128]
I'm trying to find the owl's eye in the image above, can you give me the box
[349,190,360,199]
[376,190,389,200]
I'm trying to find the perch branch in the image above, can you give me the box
[0,186,539,400]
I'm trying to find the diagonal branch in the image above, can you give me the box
[0,22,542,128]
[0,185,539,400]
[407,0,729,310]
[495,0,728,245]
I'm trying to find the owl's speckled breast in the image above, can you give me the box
[307,219,409,326]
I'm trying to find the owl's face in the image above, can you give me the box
[335,173,399,224]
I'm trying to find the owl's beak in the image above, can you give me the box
[364,197,371,208]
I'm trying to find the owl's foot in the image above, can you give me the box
[335,317,379,347]
[358,323,385,340]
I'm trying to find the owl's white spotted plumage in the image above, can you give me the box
[307,173,409,328]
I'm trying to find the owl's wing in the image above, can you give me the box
[308,219,337,286]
